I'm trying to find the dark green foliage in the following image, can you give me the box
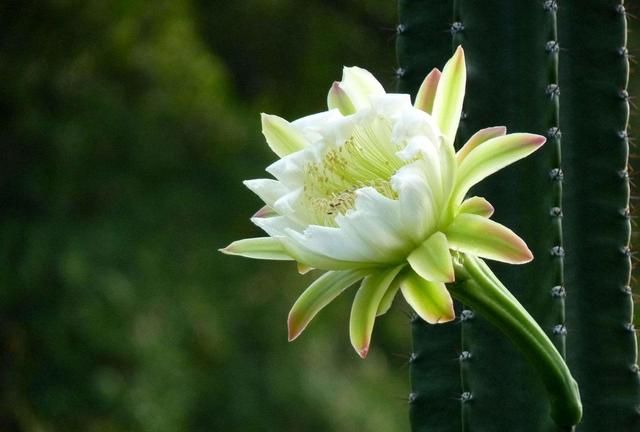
[560,2,640,431]
[399,0,640,431]
[0,1,409,431]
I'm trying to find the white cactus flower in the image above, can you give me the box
[221,47,545,358]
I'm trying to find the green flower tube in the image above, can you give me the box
[450,253,582,427]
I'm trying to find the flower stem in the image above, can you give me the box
[450,253,582,428]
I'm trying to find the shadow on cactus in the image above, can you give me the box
[221,46,582,428]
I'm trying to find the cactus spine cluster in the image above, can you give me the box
[397,1,639,430]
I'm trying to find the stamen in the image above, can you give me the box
[302,115,411,225]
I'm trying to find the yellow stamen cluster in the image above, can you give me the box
[302,115,409,226]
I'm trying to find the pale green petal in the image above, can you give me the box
[414,68,441,114]
[288,269,368,341]
[327,81,356,115]
[451,133,546,207]
[400,271,455,324]
[339,66,386,109]
[376,275,402,316]
[261,113,308,157]
[431,46,466,146]
[440,134,457,202]
[220,237,293,260]
[349,266,404,358]
[459,196,494,218]
[445,213,533,264]
[456,126,507,163]
[407,232,454,282]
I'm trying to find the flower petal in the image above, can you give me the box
[291,109,344,144]
[400,271,455,324]
[376,275,402,316]
[456,126,507,163]
[407,232,454,282]
[261,113,308,157]
[451,133,546,207]
[253,205,278,218]
[338,66,386,110]
[351,187,416,248]
[459,196,494,218]
[299,224,391,263]
[327,81,356,115]
[278,170,439,267]
[349,266,404,358]
[444,213,533,264]
[431,46,466,146]
[251,215,302,237]
[414,68,441,114]
[390,161,439,240]
[220,237,293,260]
[280,231,379,271]
[244,179,289,209]
[288,269,368,341]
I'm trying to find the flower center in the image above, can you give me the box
[302,115,408,226]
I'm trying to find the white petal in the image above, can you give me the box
[391,162,439,240]
[244,179,289,208]
[280,231,377,271]
[265,151,307,186]
[351,188,415,247]
[291,109,344,143]
[268,114,355,186]
[391,106,441,150]
[338,66,386,110]
[298,224,390,263]
[370,93,413,117]
[276,179,437,266]
[251,215,302,237]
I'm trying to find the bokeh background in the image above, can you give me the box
[0,1,638,431]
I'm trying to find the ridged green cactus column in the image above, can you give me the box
[560,1,640,431]
[397,0,639,430]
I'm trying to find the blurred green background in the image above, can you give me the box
[0,1,638,431]
[0,1,411,431]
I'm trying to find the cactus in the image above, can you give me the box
[397,0,639,431]
[559,2,640,431]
